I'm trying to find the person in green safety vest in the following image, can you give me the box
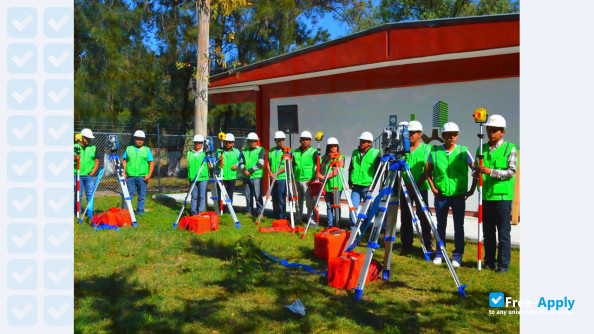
[316,137,345,227]
[215,133,242,209]
[122,130,154,215]
[187,134,211,215]
[292,130,319,222]
[349,131,381,225]
[426,122,476,268]
[470,115,518,273]
[396,121,435,255]
[266,131,288,219]
[74,128,99,217]
[239,132,265,218]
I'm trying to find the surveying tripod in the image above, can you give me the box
[351,154,467,300]
[173,150,241,229]
[256,146,299,229]
[301,153,358,238]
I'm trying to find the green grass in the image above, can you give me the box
[75,196,519,333]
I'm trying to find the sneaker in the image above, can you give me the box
[433,256,443,265]
[497,267,508,274]
[452,260,461,268]
[245,212,252,218]
[483,263,496,271]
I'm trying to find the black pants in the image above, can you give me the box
[483,200,512,269]
[217,180,236,210]
[400,189,433,251]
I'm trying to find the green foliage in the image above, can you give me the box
[232,235,262,277]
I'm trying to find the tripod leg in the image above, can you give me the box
[403,167,466,297]
[337,170,358,225]
[285,159,295,229]
[382,171,402,281]
[399,177,430,261]
[173,160,206,228]
[114,157,138,227]
[354,166,399,301]
[79,168,105,224]
[301,172,331,238]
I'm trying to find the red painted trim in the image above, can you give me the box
[210,19,518,88]
[208,89,256,104]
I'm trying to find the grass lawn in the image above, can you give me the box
[75,195,520,333]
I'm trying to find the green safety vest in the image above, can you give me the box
[350,148,380,187]
[324,155,346,192]
[216,148,240,180]
[242,147,263,179]
[432,145,470,197]
[404,143,431,190]
[187,150,209,182]
[268,147,286,181]
[74,144,96,176]
[293,147,316,182]
[125,146,150,177]
[477,141,518,201]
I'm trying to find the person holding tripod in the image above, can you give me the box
[349,131,381,223]
[471,114,518,273]
[215,133,242,208]
[74,128,99,217]
[187,135,210,215]
[122,130,154,215]
[240,132,265,218]
[292,130,319,222]
[267,131,288,219]
[316,137,345,227]
[426,122,476,268]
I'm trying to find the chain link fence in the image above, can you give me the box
[75,129,249,199]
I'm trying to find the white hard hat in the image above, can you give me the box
[327,137,339,145]
[81,128,94,139]
[441,122,460,133]
[193,134,205,142]
[300,131,312,139]
[274,131,286,139]
[359,131,374,142]
[407,121,423,132]
[485,114,506,128]
[133,130,146,138]
[247,132,259,141]
[398,121,409,127]
[224,133,235,142]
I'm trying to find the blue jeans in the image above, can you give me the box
[244,177,263,214]
[126,176,147,214]
[272,179,286,219]
[75,175,95,217]
[350,185,368,224]
[483,200,512,270]
[189,180,208,215]
[434,195,466,262]
[325,190,342,227]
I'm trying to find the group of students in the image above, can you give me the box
[75,113,517,274]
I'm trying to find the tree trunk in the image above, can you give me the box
[195,0,211,136]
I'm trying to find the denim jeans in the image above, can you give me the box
[244,177,263,214]
[350,185,368,224]
[272,179,286,219]
[295,181,314,220]
[400,189,433,251]
[325,190,342,227]
[75,175,95,217]
[434,195,466,262]
[189,180,208,215]
[126,176,147,214]
[483,200,512,270]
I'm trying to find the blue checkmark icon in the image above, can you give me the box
[489,292,505,307]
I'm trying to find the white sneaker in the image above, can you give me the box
[433,257,443,265]
[452,260,461,268]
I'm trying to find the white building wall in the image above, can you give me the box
[269,77,519,211]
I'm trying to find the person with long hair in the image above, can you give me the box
[316,137,345,227]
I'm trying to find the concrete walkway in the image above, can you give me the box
[154,190,520,248]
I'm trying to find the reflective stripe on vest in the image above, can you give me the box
[324,156,345,192]
[293,147,316,181]
[350,148,380,186]
[217,148,240,180]
[403,143,431,190]
[187,150,209,181]
[479,141,517,201]
[433,145,469,196]
[74,144,96,176]
[269,148,286,180]
[242,147,263,179]
[125,146,150,176]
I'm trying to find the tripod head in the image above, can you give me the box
[380,115,410,159]
[107,134,120,152]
